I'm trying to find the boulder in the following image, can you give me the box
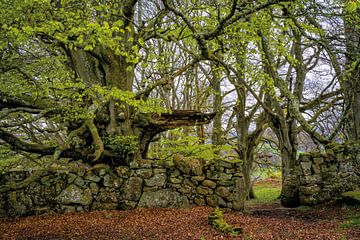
[136,169,153,179]
[202,180,217,188]
[300,162,312,175]
[120,177,143,201]
[206,195,226,207]
[144,173,167,187]
[173,154,204,176]
[138,189,189,208]
[300,185,320,195]
[57,184,93,206]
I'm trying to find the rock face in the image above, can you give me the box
[0,157,243,217]
[282,144,360,207]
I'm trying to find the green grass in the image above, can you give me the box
[247,180,282,205]
[340,207,360,231]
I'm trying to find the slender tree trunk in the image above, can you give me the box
[211,63,223,149]
[344,10,360,141]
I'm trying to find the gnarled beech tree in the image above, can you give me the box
[0,0,214,166]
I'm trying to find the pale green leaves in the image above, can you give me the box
[92,85,167,115]
[346,0,360,12]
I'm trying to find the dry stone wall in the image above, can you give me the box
[282,144,360,207]
[0,156,243,217]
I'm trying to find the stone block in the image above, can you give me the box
[57,185,93,205]
[67,173,77,184]
[90,182,99,195]
[300,162,312,175]
[300,175,321,185]
[138,189,189,208]
[312,164,321,174]
[313,157,324,165]
[300,154,311,162]
[130,160,152,169]
[202,180,217,188]
[145,173,167,187]
[218,160,234,169]
[92,164,111,176]
[178,185,192,194]
[115,166,131,178]
[120,177,143,201]
[136,169,153,179]
[192,175,206,182]
[196,186,213,195]
[103,174,123,188]
[217,180,235,186]
[215,186,232,201]
[225,169,235,174]
[96,188,119,203]
[173,154,204,176]
[205,195,226,207]
[154,168,166,174]
[194,197,206,206]
[300,185,320,195]
[170,177,182,184]
[84,173,101,182]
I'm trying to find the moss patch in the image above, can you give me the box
[208,207,242,236]
[341,190,360,201]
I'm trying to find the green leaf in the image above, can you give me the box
[346,1,358,12]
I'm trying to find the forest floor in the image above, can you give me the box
[1,180,360,240]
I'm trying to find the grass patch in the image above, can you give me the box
[247,179,281,205]
[340,206,360,231]
[341,215,360,230]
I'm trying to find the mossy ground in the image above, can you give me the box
[247,178,282,205]
[341,206,360,231]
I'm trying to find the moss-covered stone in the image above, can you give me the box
[215,186,232,200]
[84,173,101,182]
[92,164,111,176]
[89,182,99,195]
[300,185,320,195]
[145,173,166,187]
[196,186,213,195]
[74,177,85,187]
[202,180,217,189]
[192,175,206,182]
[138,189,189,208]
[206,195,226,207]
[136,169,153,179]
[300,162,312,175]
[95,188,119,203]
[57,184,93,205]
[120,177,143,201]
[194,196,206,206]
